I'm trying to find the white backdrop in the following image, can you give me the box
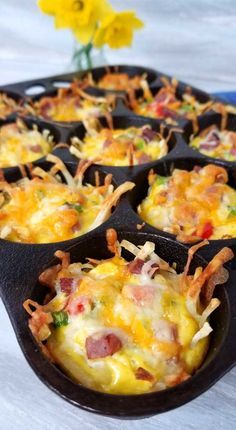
[1,1,236,430]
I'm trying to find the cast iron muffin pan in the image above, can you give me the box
[0,66,236,418]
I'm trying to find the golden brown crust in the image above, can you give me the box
[54,250,70,269]
[106,228,119,255]
[188,247,234,300]
[39,264,61,288]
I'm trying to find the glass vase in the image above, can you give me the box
[71,42,107,72]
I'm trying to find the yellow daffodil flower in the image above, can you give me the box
[38,0,113,44]
[94,11,144,49]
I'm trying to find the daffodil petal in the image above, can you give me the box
[93,10,144,49]
[73,21,97,44]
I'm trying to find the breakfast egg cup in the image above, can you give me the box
[0,66,236,418]
[0,116,66,172]
[183,111,236,165]
[1,227,236,418]
[78,64,158,94]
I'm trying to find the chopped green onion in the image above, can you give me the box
[72,203,83,213]
[156,175,168,186]
[65,202,83,213]
[181,104,194,112]
[228,206,236,216]
[52,311,68,328]
[136,139,146,150]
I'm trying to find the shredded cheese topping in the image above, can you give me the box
[24,230,233,394]
[25,82,114,122]
[138,164,236,242]
[84,71,149,91]
[0,119,54,167]
[190,125,236,162]
[0,156,134,243]
[70,123,168,166]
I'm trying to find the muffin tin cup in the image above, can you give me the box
[120,82,213,128]
[1,228,236,418]
[0,158,129,272]
[78,64,159,95]
[65,113,178,175]
[0,67,236,417]
[0,115,69,175]
[127,154,236,259]
[182,111,236,168]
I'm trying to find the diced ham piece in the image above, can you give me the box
[66,295,90,315]
[122,284,155,306]
[103,138,112,149]
[142,127,157,142]
[193,165,202,173]
[141,260,159,278]
[127,258,144,274]
[86,333,122,359]
[154,92,176,104]
[200,130,220,150]
[230,147,236,156]
[59,277,73,295]
[138,153,152,164]
[30,144,42,153]
[153,319,177,343]
[135,367,154,382]
[71,221,81,233]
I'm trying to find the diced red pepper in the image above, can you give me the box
[200,221,214,239]
[66,296,90,315]
[77,303,84,313]
[154,103,177,119]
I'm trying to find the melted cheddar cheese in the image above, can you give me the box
[36,255,209,394]
[132,86,211,123]
[28,84,112,122]
[138,164,236,240]
[190,126,236,162]
[71,126,167,166]
[25,233,232,395]
[95,73,146,91]
[0,120,53,167]
[83,72,148,92]
[0,159,134,243]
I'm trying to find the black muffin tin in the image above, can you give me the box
[0,65,236,419]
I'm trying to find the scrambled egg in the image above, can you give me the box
[45,256,209,394]
[0,121,53,167]
[138,164,236,240]
[71,126,167,166]
[0,180,107,243]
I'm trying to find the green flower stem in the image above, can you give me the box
[73,42,93,70]
[84,43,93,69]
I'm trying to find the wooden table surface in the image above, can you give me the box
[0,1,236,429]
